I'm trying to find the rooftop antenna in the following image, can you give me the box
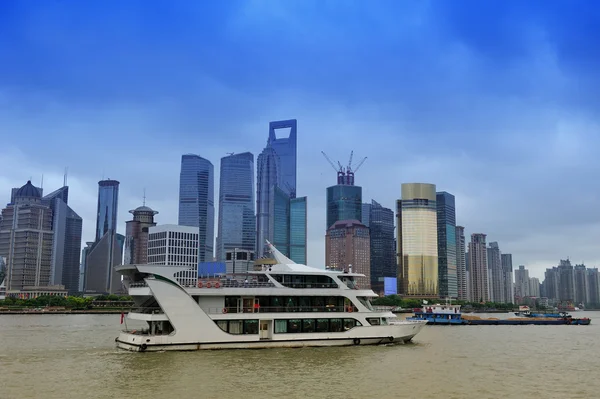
[63,167,68,187]
[40,174,44,189]
[143,188,147,206]
[226,152,234,156]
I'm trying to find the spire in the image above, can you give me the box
[143,188,146,206]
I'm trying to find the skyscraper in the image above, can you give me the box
[0,181,53,291]
[436,192,457,298]
[585,268,600,306]
[85,179,124,294]
[268,187,307,264]
[487,242,504,303]
[455,226,467,301]
[256,120,298,257]
[500,254,514,303]
[326,219,371,288]
[178,154,215,262]
[289,196,307,264]
[397,183,438,297]
[557,259,575,302]
[574,264,587,305]
[468,233,489,302]
[42,186,83,293]
[326,185,362,230]
[514,265,530,299]
[95,179,119,241]
[363,200,395,293]
[216,152,255,262]
[124,205,158,265]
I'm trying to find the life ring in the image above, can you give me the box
[222,308,228,314]
[353,338,360,345]
[198,281,203,288]
[206,282,212,288]
[215,282,221,288]
[140,343,147,352]
[348,307,353,312]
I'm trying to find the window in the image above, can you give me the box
[229,321,243,334]
[330,319,343,332]
[302,319,315,333]
[316,319,329,332]
[244,320,259,334]
[366,318,380,326]
[217,320,228,332]
[275,319,287,333]
[288,319,301,333]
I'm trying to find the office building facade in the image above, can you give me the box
[178,154,214,262]
[397,183,438,297]
[326,219,371,288]
[455,226,468,301]
[216,152,255,262]
[148,224,199,268]
[436,192,457,298]
[468,233,489,302]
[95,179,119,241]
[363,200,395,294]
[0,181,54,291]
[124,205,158,265]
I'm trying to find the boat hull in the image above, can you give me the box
[115,321,426,352]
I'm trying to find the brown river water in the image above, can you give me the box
[1,312,599,399]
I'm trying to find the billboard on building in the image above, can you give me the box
[384,277,398,296]
[198,262,226,276]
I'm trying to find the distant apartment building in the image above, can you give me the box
[468,233,488,302]
[529,277,541,297]
[256,120,297,258]
[216,152,255,262]
[178,154,215,262]
[500,254,514,303]
[455,226,468,301]
[574,264,588,305]
[436,192,457,299]
[124,205,158,265]
[147,224,199,268]
[0,181,54,291]
[326,219,370,288]
[585,268,600,305]
[557,259,575,302]
[362,200,395,294]
[514,265,530,300]
[487,242,504,303]
[397,183,438,297]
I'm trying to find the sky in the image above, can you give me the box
[1,0,600,279]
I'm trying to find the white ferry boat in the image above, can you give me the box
[115,241,426,352]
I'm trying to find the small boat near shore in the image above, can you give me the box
[407,304,591,326]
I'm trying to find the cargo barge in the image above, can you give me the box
[407,304,591,326]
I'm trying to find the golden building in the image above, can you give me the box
[396,183,438,297]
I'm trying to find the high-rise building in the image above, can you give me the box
[85,179,123,294]
[124,205,158,265]
[543,267,560,300]
[500,254,514,303]
[42,186,83,293]
[574,264,588,305]
[79,242,93,292]
[487,242,504,303]
[397,183,438,297]
[585,268,600,306]
[529,277,541,298]
[95,179,119,241]
[178,154,214,262]
[557,259,575,302]
[436,192,457,298]
[514,265,530,300]
[362,200,395,294]
[256,120,297,257]
[216,152,255,262]
[326,219,371,288]
[10,183,42,204]
[289,196,307,265]
[0,181,54,291]
[147,224,199,267]
[268,187,307,264]
[468,233,488,302]
[455,226,467,301]
[326,185,362,230]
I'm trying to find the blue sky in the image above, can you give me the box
[1,0,599,278]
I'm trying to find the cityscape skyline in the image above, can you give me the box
[2,1,599,279]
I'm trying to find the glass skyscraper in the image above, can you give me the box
[326,185,362,229]
[42,186,83,293]
[216,152,255,262]
[178,154,214,262]
[268,187,307,264]
[95,180,119,241]
[397,183,438,297]
[436,191,457,298]
[363,200,395,293]
[289,196,307,264]
[256,119,297,257]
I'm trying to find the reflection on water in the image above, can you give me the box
[1,313,599,399]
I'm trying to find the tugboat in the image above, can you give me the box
[407,302,466,325]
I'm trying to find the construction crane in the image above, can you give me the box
[321,151,346,184]
[226,152,235,156]
[321,151,341,173]
[353,156,367,173]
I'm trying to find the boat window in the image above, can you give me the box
[244,320,259,334]
[357,297,374,311]
[316,319,329,332]
[302,319,315,333]
[381,318,389,325]
[340,277,357,289]
[366,318,380,326]
[217,320,228,332]
[330,319,343,332]
[275,319,287,333]
[268,274,338,288]
[288,320,301,333]
[229,321,243,334]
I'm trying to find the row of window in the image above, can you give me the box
[214,318,362,335]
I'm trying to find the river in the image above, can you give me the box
[1,312,598,399]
